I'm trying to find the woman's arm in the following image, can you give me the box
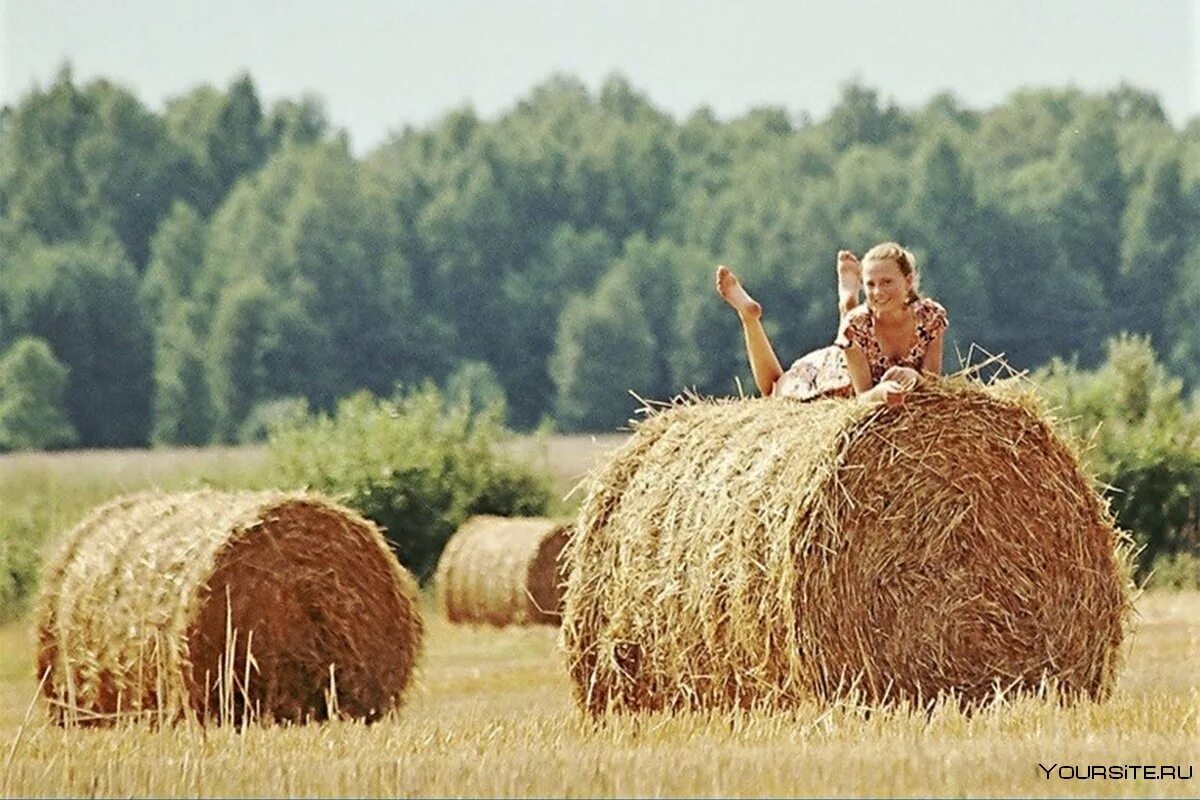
[921,332,945,376]
[844,346,875,396]
[847,346,909,405]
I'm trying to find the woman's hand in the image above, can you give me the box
[868,367,921,406]
[880,366,920,392]
[860,379,909,407]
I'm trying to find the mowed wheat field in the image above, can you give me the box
[1,443,1197,798]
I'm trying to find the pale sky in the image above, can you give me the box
[3,0,1197,155]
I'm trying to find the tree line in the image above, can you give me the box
[1,67,1197,447]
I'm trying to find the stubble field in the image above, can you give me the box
[0,442,1196,797]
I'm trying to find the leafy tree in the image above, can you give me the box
[1107,84,1167,124]
[902,133,993,358]
[203,141,446,435]
[163,74,270,216]
[0,66,93,246]
[140,200,207,326]
[206,278,271,442]
[598,74,663,123]
[0,337,77,450]
[825,81,910,151]
[1164,242,1200,389]
[444,360,508,420]
[904,133,978,246]
[831,145,910,241]
[1117,148,1191,344]
[212,75,269,188]
[971,88,1080,197]
[265,95,329,149]
[497,225,617,428]
[151,302,214,446]
[670,273,746,398]
[3,240,153,446]
[162,86,226,215]
[551,270,656,431]
[673,106,733,194]
[914,92,979,137]
[0,68,185,269]
[575,113,677,241]
[365,106,484,309]
[74,80,185,268]
[608,236,713,400]
[414,153,521,365]
[237,396,310,444]
[994,161,1111,367]
[1053,102,1127,297]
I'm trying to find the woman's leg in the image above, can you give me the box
[837,250,862,316]
[716,266,783,396]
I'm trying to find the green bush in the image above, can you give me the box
[1146,552,1200,590]
[443,360,508,422]
[237,396,311,444]
[0,517,43,621]
[1035,334,1200,575]
[266,385,554,580]
[0,337,78,451]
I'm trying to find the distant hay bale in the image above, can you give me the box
[36,490,423,725]
[563,379,1134,715]
[435,515,570,626]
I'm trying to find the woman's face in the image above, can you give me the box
[863,258,912,314]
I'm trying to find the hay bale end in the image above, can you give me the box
[36,490,423,725]
[435,515,570,626]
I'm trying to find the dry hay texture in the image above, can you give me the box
[36,490,423,725]
[563,379,1134,715]
[435,515,570,626]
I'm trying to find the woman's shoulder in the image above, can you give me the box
[915,297,947,316]
[914,297,948,337]
[843,305,873,327]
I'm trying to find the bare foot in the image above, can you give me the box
[716,265,761,320]
[837,250,862,311]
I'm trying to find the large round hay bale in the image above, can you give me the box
[435,515,570,626]
[563,380,1133,715]
[36,490,423,725]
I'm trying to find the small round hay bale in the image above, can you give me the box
[435,515,570,626]
[563,380,1133,715]
[36,490,423,725]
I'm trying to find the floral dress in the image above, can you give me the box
[773,298,948,401]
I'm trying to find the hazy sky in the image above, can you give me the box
[3,0,1197,155]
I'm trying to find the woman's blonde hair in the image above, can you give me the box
[863,242,920,303]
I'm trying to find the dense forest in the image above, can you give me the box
[1,67,1197,447]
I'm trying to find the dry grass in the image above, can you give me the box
[503,433,629,497]
[0,591,1195,797]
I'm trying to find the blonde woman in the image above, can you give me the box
[716,242,948,406]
